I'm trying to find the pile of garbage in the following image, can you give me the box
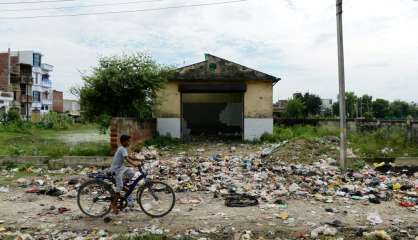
[136,144,417,209]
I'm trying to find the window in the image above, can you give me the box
[33,53,42,67]
[33,91,41,102]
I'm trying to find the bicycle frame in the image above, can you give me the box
[121,165,159,201]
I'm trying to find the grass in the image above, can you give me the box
[0,123,110,158]
[260,125,418,158]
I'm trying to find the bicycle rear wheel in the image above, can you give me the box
[77,180,113,218]
[137,181,175,218]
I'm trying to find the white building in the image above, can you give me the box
[13,51,54,116]
[63,99,80,116]
[0,91,13,112]
[321,99,333,110]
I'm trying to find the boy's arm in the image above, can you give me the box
[125,155,142,167]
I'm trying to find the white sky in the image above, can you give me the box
[1,0,417,102]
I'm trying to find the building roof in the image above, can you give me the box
[169,54,281,84]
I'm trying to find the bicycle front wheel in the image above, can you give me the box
[137,181,175,218]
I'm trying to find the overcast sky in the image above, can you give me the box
[1,0,417,102]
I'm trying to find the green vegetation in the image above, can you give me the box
[261,125,418,158]
[0,124,110,158]
[73,52,172,126]
[332,92,418,119]
[261,125,339,142]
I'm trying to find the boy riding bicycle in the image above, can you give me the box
[110,134,141,214]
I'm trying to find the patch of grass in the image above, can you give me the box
[260,125,418,158]
[0,124,110,157]
[69,142,111,156]
[259,125,339,143]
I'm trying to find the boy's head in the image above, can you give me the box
[120,134,131,147]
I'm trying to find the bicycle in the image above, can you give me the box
[77,164,176,218]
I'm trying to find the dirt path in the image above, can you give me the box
[0,188,417,239]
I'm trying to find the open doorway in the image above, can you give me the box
[181,93,243,139]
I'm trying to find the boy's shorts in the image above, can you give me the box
[112,166,135,193]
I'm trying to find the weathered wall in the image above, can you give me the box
[155,81,181,118]
[52,90,63,112]
[110,117,156,153]
[244,80,273,118]
[155,80,273,119]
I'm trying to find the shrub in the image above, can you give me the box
[38,112,74,129]
[0,108,21,124]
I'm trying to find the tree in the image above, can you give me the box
[359,94,373,117]
[285,98,305,118]
[302,92,322,116]
[345,92,357,118]
[389,100,409,119]
[332,102,339,116]
[75,53,172,122]
[372,99,390,119]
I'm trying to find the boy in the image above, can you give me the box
[110,134,141,214]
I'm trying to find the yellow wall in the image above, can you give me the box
[244,80,273,118]
[155,80,273,118]
[154,81,181,118]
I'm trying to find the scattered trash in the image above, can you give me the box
[367,212,383,225]
[224,193,258,207]
[310,225,338,238]
[58,207,70,214]
[0,186,9,193]
[363,230,392,240]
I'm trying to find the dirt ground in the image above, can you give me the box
[0,140,417,239]
[0,189,417,239]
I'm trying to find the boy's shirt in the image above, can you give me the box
[111,146,128,172]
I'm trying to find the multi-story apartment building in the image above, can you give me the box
[0,50,54,119]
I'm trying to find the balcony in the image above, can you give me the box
[41,63,54,72]
[41,79,52,88]
[42,98,52,105]
[20,95,33,103]
[11,75,33,84]
[0,91,13,100]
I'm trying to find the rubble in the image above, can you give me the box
[0,140,417,239]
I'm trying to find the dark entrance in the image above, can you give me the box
[181,92,243,138]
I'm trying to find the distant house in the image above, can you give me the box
[155,53,281,140]
[321,98,333,114]
[0,50,54,118]
[63,99,80,116]
[273,100,289,117]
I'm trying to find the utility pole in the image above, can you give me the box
[336,0,347,168]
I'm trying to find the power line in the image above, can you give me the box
[0,0,78,5]
[0,0,248,20]
[1,0,165,12]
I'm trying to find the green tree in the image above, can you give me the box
[285,98,305,118]
[372,98,390,119]
[345,92,357,118]
[359,94,373,117]
[75,53,172,122]
[303,92,322,116]
[389,100,409,119]
[332,102,339,116]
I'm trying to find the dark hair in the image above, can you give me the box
[120,134,131,143]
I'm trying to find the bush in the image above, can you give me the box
[38,112,74,129]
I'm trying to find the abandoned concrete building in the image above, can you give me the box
[155,54,281,140]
